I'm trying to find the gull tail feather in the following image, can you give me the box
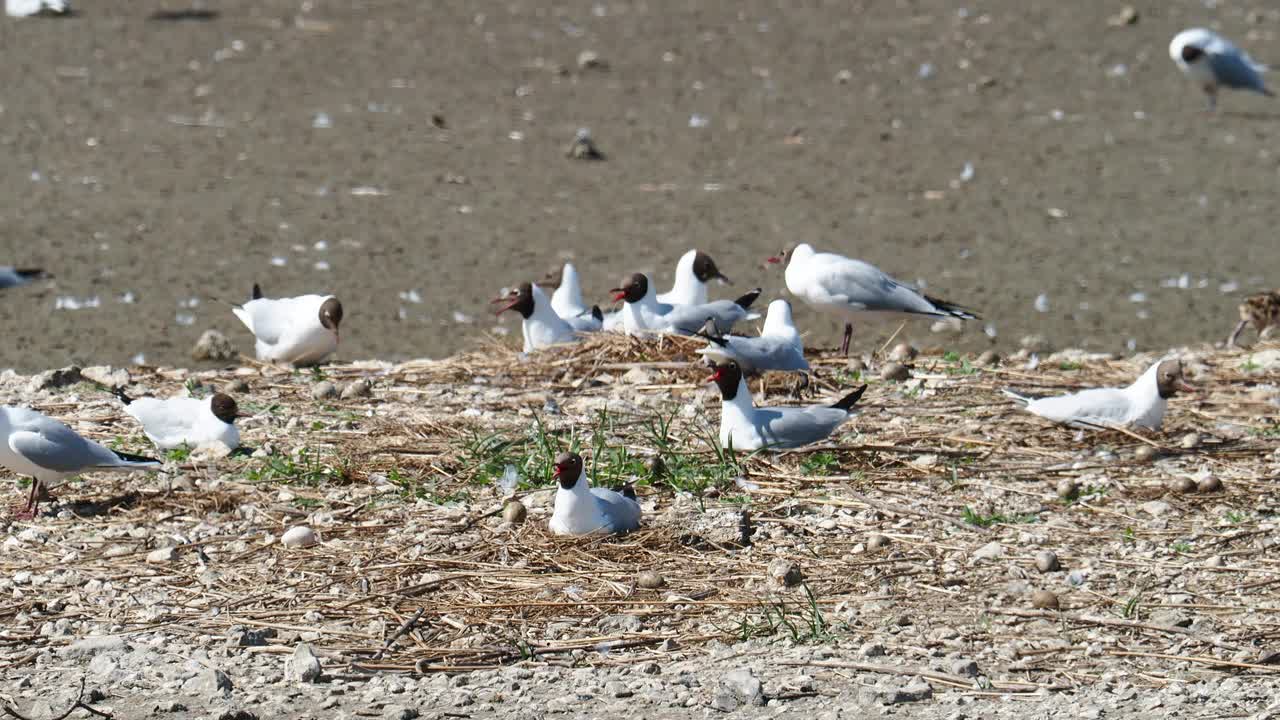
[923,293,979,321]
[106,449,162,469]
[831,384,868,412]
[733,288,763,309]
[1001,389,1033,407]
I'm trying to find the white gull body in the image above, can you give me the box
[232,287,341,366]
[123,395,240,451]
[548,456,641,536]
[0,406,159,495]
[550,263,589,318]
[1170,28,1272,110]
[1003,359,1191,431]
[698,299,809,374]
[711,362,866,451]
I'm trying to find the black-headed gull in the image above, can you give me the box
[0,267,48,289]
[493,282,579,352]
[1003,359,1193,431]
[657,249,731,306]
[1227,289,1279,347]
[231,284,343,367]
[0,406,160,517]
[6,0,69,17]
[1170,28,1272,111]
[610,272,760,336]
[708,360,866,451]
[116,390,242,451]
[548,451,641,536]
[768,243,977,355]
[697,299,810,375]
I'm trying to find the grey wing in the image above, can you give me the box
[816,257,942,315]
[756,406,850,449]
[592,489,641,532]
[730,336,809,372]
[9,423,112,473]
[564,313,602,333]
[1210,50,1268,92]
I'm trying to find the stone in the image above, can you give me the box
[621,367,652,385]
[82,366,130,388]
[191,330,236,361]
[950,659,979,677]
[183,668,233,697]
[972,542,1004,561]
[1035,551,1060,573]
[311,382,338,400]
[894,680,934,703]
[215,712,257,720]
[604,680,632,698]
[1019,335,1052,354]
[387,707,419,720]
[1179,432,1201,450]
[1056,479,1079,500]
[1172,477,1197,494]
[598,614,642,633]
[226,627,274,647]
[1140,500,1172,517]
[637,571,664,589]
[288,643,323,683]
[767,559,803,588]
[1134,445,1158,463]
[1197,475,1223,493]
[502,501,527,525]
[976,350,1000,367]
[1031,590,1060,610]
[341,379,372,399]
[576,50,608,70]
[146,547,178,564]
[27,366,82,392]
[720,668,765,707]
[859,642,886,658]
[66,636,130,658]
[866,533,890,552]
[888,343,917,362]
[845,358,866,374]
[224,378,250,394]
[880,362,910,381]
[282,526,318,548]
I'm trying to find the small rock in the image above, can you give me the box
[1107,5,1138,26]
[1056,479,1079,500]
[647,456,666,479]
[621,367,652,385]
[224,378,250,394]
[282,526,318,548]
[1134,445,1158,463]
[1140,500,1171,517]
[888,343,917,362]
[566,128,605,161]
[1031,590,1060,610]
[216,710,257,720]
[387,707,419,720]
[1197,476,1223,493]
[637,571,664,589]
[767,558,803,588]
[880,362,910,382]
[976,350,1000,367]
[66,636,129,658]
[226,627,273,647]
[834,69,853,84]
[502,501,527,525]
[894,680,933,703]
[604,680,632,698]
[598,614,642,633]
[950,659,979,678]
[972,542,1004,561]
[27,366,82,392]
[1179,432,1201,450]
[576,50,608,70]
[192,330,236,361]
[1019,334,1052,354]
[340,379,372,399]
[720,668,765,707]
[1034,550,1060,573]
[859,642,886,658]
[867,533,890,552]
[1173,477,1197,494]
[311,382,337,400]
[146,547,178,564]
[82,366,130,388]
[184,668,233,697]
[845,358,867,375]
[288,643,323,683]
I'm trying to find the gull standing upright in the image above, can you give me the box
[610,273,760,336]
[1003,359,1193,431]
[707,360,867,451]
[1170,28,1272,110]
[116,390,242,451]
[0,267,48,289]
[548,452,641,536]
[657,249,731,306]
[768,243,977,355]
[0,406,160,517]
[493,282,580,352]
[697,299,810,376]
[231,284,343,367]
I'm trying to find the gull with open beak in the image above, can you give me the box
[493,282,580,352]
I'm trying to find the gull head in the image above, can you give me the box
[552,451,584,490]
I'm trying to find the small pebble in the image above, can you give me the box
[637,571,664,589]
[146,547,178,564]
[888,343,917,362]
[1134,445,1158,463]
[340,379,372,399]
[1034,550,1060,573]
[845,358,866,374]
[1031,590,1060,610]
[224,378,250,394]
[866,533,890,552]
[1172,477,1197,494]
[282,526,319,548]
[976,350,1000,367]
[311,382,337,400]
[576,50,607,70]
[502,501,527,525]
[767,559,803,588]
[1179,432,1201,450]
[1056,479,1079,500]
[647,456,666,479]
[880,362,910,382]
[1197,475,1223,493]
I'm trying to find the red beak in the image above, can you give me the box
[1177,380,1195,394]
[490,294,520,315]
[705,369,722,384]
[609,289,626,303]
[765,256,781,265]
[552,463,563,478]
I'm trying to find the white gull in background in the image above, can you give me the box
[0,266,48,289]
[1170,28,1272,111]
[708,360,866,451]
[1003,358,1193,431]
[6,0,69,17]
[116,390,242,451]
[657,249,731,306]
[0,406,160,517]
[549,262,589,318]
[697,299,810,375]
[232,283,343,367]
[769,243,977,355]
[548,451,641,536]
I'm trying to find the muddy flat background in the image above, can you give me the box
[0,0,1276,371]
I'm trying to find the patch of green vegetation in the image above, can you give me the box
[292,496,323,509]
[800,452,839,476]
[961,506,1038,528]
[1058,361,1083,371]
[184,378,207,398]
[1241,359,1261,372]
[165,445,192,462]
[1171,541,1192,554]
[1120,593,1142,620]
[942,350,962,362]
[1121,527,1136,544]
[1223,510,1247,524]
[725,584,835,644]
[245,446,353,487]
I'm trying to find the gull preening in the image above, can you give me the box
[1227,290,1280,347]
[768,243,977,355]
[0,267,48,289]
[1170,28,1272,110]
[657,249,731,306]
[0,406,160,517]
[117,390,242,452]
[708,360,866,451]
[493,282,581,352]
[610,272,760,336]
[548,452,641,536]
[232,284,343,367]
[697,299,810,376]
[1003,359,1193,431]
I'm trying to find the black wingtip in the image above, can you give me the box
[923,293,979,321]
[831,384,868,412]
[591,305,603,322]
[15,268,47,280]
[251,283,263,300]
[112,449,158,465]
[147,8,220,21]
[734,288,763,309]
[111,387,133,405]
[621,485,637,501]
